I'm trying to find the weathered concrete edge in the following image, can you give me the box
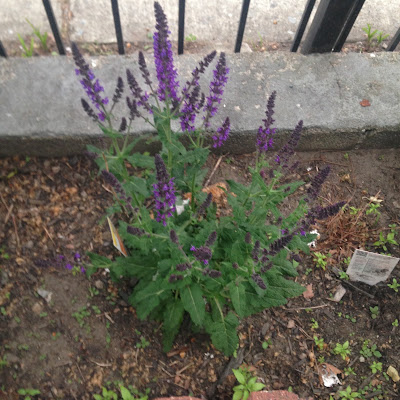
[1,51,399,157]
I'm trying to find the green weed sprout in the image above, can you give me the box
[369,306,379,320]
[314,335,324,351]
[26,19,48,51]
[313,252,329,270]
[333,341,351,360]
[388,278,399,292]
[17,34,34,57]
[17,388,41,400]
[232,366,265,400]
[362,24,389,48]
[370,361,383,374]
[374,230,398,252]
[339,386,361,400]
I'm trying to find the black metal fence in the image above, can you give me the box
[1,0,399,58]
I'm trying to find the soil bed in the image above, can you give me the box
[0,148,399,399]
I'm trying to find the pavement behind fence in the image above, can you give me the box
[0,51,400,157]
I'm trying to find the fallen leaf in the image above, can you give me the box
[360,99,371,107]
[387,366,400,382]
[303,284,314,299]
[318,363,342,387]
[287,319,295,329]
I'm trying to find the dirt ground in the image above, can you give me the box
[0,146,399,400]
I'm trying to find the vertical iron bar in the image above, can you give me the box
[234,0,251,53]
[291,0,316,52]
[42,0,65,55]
[0,41,7,58]
[178,0,185,55]
[301,0,363,54]
[387,27,400,51]
[111,0,124,55]
[333,0,365,52]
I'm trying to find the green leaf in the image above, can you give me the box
[162,299,184,351]
[120,386,134,400]
[251,382,265,391]
[126,153,154,169]
[181,285,205,326]
[206,311,239,356]
[233,369,246,384]
[242,389,250,400]
[232,391,243,400]
[100,125,124,140]
[132,281,167,319]
[125,176,151,198]
[87,252,112,269]
[228,282,247,317]
[265,273,305,299]
[248,377,257,386]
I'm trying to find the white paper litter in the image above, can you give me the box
[176,199,190,215]
[346,249,399,285]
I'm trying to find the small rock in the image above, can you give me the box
[272,381,284,390]
[43,160,50,168]
[94,280,104,290]
[32,302,43,314]
[261,322,270,336]
[387,366,400,382]
[241,42,253,53]
[52,166,61,174]
[287,319,295,329]
[359,356,365,363]
[81,191,88,199]
[37,288,53,303]
[332,285,346,302]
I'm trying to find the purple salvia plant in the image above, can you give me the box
[212,117,231,148]
[112,77,124,104]
[153,1,180,108]
[138,51,153,87]
[127,226,147,236]
[252,273,267,290]
[203,52,229,128]
[256,91,277,153]
[126,69,152,114]
[205,231,217,247]
[307,166,331,200]
[72,42,108,122]
[101,170,133,212]
[266,234,294,256]
[196,193,212,217]
[119,117,127,132]
[153,154,176,226]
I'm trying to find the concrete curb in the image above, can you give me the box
[153,391,312,400]
[1,51,399,157]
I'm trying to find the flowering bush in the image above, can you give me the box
[73,2,344,356]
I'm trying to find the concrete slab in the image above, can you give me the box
[0,51,399,156]
[1,0,399,50]
[1,0,63,41]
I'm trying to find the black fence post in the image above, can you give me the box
[333,0,365,52]
[178,0,185,55]
[0,41,7,58]
[234,0,251,53]
[291,0,316,52]
[387,27,400,51]
[301,0,365,54]
[42,0,65,55]
[111,0,124,55]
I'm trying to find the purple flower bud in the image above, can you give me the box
[232,262,239,270]
[153,154,176,226]
[119,117,127,132]
[252,240,261,262]
[209,269,222,278]
[112,77,124,104]
[212,117,231,148]
[176,263,191,271]
[205,231,217,247]
[245,232,252,244]
[196,193,212,217]
[127,226,146,236]
[307,166,331,200]
[170,230,179,245]
[252,273,267,290]
[169,274,183,283]
[138,51,152,86]
[268,234,294,256]
[65,263,73,271]
[203,52,229,127]
[315,201,346,219]
[74,252,81,261]
[275,120,303,166]
[81,99,98,122]
[191,246,212,265]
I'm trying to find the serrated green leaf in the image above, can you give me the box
[266,273,305,298]
[87,252,112,269]
[120,386,133,400]
[181,285,205,326]
[207,311,239,356]
[228,282,247,317]
[162,299,184,351]
[126,153,154,169]
[125,176,150,198]
[132,281,168,319]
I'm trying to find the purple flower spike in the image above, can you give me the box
[212,117,231,148]
[252,273,267,290]
[180,85,200,132]
[257,91,277,153]
[153,2,180,108]
[203,52,229,128]
[307,166,331,200]
[275,120,303,166]
[74,252,81,261]
[190,245,212,265]
[72,43,109,121]
[153,154,176,226]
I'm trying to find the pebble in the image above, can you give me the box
[25,240,34,249]
[43,160,50,168]
[32,302,43,314]
[52,166,61,174]
[94,280,104,290]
